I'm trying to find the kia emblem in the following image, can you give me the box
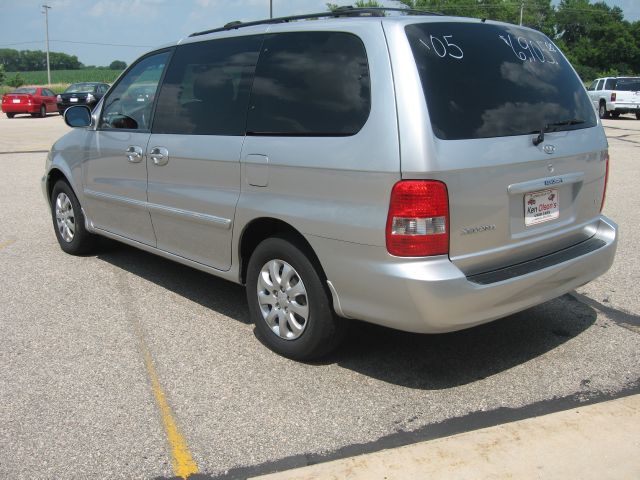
[543,144,556,154]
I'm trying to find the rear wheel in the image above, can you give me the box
[246,237,345,360]
[598,101,609,119]
[6,113,15,119]
[636,112,640,120]
[40,105,47,118]
[50,180,97,255]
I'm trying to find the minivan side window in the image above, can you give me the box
[99,51,170,131]
[246,31,371,136]
[153,35,262,136]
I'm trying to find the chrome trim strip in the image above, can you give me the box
[146,202,231,229]
[83,189,232,230]
[507,172,585,195]
[84,189,147,209]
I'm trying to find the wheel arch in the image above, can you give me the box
[238,217,327,286]
[46,168,73,204]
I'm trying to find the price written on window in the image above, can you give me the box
[419,35,464,60]
[499,34,558,64]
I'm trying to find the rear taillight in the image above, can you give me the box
[611,92,616,102]
[386,180,449,257]
[600,150,609,212]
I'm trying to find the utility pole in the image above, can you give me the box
[42,4,51,85]
[269,0,273,19]
[519,1,524,26]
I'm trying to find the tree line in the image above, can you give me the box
[329,0,640,81]
[0,48,126,73]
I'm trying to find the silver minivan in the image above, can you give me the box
[43,8,617,359]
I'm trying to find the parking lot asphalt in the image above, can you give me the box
[1,113,639,479]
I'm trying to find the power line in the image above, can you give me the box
[0,39,154,48]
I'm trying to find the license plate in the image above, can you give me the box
[12,98,20,103]
[524,189,559,227]
[70,97,78,103]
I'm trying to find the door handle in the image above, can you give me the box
[149,147,169,166]
[126,145,143,163]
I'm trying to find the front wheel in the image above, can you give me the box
[6,113,15,119]
[246,237,345,360]
[50,180,97,255]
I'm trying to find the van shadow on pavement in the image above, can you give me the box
[97,242,597,390]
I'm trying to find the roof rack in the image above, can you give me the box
[189,7,443,38]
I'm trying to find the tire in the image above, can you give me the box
[246,237,345,360]
[6,113,15,118]
[40,105,47,118]
[636,112,640,120]
[598,101,609,119]
[50,180,97,255]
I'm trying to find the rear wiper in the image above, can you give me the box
[545,118,585,131]
[532,119,585,146]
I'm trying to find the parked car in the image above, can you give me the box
[2,86,57,118]
[57,82,110,114]
[44,8,617,360]
[587,76,640,119]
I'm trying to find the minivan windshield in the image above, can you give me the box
[405,22,597,140]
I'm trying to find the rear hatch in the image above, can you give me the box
[613,77,640,107]
[404,21,607,275]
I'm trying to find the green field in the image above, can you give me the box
[5,68,122,86]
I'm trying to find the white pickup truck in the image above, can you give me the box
[587,77,640,119]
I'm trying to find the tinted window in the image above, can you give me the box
[100,51,169,131]
[153,36,262,135]
[66,83,97,93]
[246,31,371,136]
[43,89,54,96]
[604,78,616,90]
[587,80,598,91]
[406,23,596,140]
[596,79,604,90]
[616,77,640,91]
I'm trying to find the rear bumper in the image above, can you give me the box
[57,101,95,113]
[309,216,617,333]
[608,102,640,113]
[2,104,39,114]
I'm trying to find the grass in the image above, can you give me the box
[1,68,124,95]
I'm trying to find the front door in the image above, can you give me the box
[145,35,263,270]
[82,51,170,246]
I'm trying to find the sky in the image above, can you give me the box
[0,0,638,67]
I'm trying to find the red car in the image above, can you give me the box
[1,86,58,118]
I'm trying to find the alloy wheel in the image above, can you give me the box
[256,259,309,340]
[55,192,75,242]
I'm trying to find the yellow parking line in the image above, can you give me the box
[0,239,16,250]
[133,322,199,479]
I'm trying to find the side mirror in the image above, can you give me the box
[64,105,92,128]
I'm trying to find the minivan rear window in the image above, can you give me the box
[405,22,597,140]
[246,31,371,136]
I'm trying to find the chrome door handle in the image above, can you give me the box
[126,145,143,163]
[149,147,169,166]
